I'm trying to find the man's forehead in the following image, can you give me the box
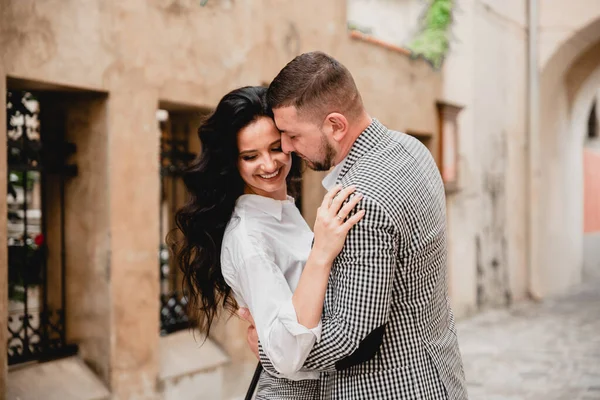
[272,106,298,131]
[273,106,298,120]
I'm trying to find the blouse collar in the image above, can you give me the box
[236,194,295,221]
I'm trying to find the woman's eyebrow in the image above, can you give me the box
[238,149,257,156]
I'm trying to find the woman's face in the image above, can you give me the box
[237,116,292,201]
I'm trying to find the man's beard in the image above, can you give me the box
[306,134,336,171]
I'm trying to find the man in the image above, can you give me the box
[241,51,467,399]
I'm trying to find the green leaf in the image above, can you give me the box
[407,0,454,69]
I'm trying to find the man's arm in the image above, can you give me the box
[299,196,397,371]
[248,196,398,374]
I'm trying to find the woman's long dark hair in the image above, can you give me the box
[168,86,273,337]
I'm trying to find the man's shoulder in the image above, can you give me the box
[349,126,439,185]
[341,129,444,221]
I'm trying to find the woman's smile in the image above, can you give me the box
[258,167,283,180]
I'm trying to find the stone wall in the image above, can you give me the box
[346,0,426,46]
[441,0,528,315]
[63,95,112,385]
[534,1,600,297]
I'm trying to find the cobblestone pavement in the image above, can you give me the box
[457,281,600,400]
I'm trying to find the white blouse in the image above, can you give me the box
[221,194,320,381]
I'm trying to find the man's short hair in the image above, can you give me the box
[267,51,363,122]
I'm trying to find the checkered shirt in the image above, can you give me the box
[258,119,468,399]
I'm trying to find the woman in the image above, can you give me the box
[170,86,364,399]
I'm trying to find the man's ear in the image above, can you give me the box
[324,112,349,143]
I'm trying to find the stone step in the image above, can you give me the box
[160,330,231,400]
[7,356,110,400]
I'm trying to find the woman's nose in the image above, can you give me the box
[262,156,277,172]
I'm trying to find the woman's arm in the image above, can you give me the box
[291,185,364,329]
[233,186,365,375]
[227,246,321,376]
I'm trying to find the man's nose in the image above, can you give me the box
[281,134,294,154]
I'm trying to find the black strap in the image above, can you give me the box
[244,361,263,400]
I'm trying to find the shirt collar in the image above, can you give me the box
[322,118,387,189]
[236,194,295,221]
[322,156,348,191]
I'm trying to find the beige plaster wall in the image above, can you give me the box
[539,1,600,71]
[0,0,440,128]
[106,83,161,399]
[541,43,600,293]
[64,95,111,385]
[535,80,584,296]
[1,0,441,220]
[442,0,528,316]
[535,0,600,296]
[441,0,478,318]
[346,0,425,46]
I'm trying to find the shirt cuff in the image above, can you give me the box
[277,298,323,343]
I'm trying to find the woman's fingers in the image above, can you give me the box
[329,186,357,215]
[237,307,255,326]
[321,184,343,209]
[343,209,366,230]
[336,192,363,220]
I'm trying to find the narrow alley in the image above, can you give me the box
[459,281,600,400]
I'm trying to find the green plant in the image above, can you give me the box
[408,0,454,69]
[9,171,38,190]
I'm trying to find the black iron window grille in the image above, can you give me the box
[159,112,196,335]
[6,91,78,365]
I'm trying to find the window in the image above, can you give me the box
[158,110,197,335]
[6,90,77,364]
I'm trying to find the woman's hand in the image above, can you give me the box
[238,308,260,360]
[312,185,365,265]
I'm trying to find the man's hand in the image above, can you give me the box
[238,307,259,360]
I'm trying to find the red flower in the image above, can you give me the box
[34,234,44,247]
